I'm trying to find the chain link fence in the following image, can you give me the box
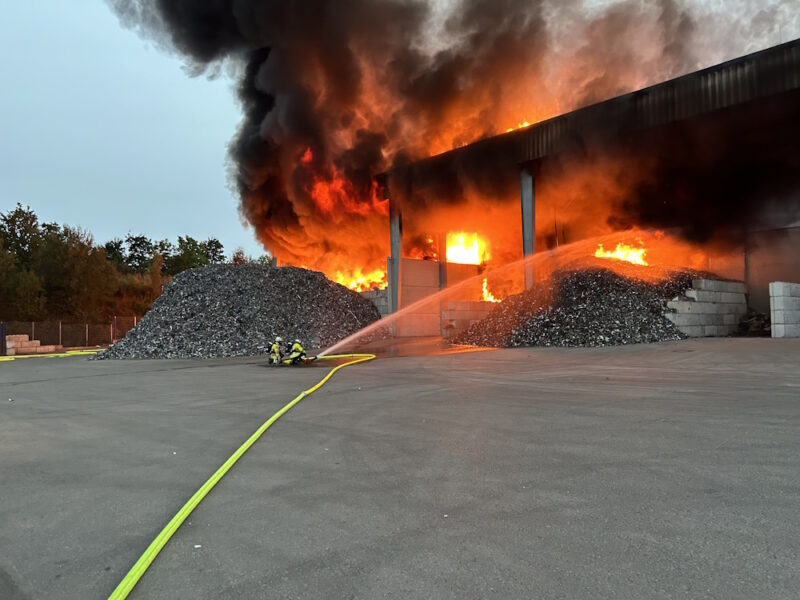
[1,317,138,349]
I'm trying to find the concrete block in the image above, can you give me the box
[5,348,15,356]
[703,325,737,337]
[677,325,705,337]
[723,314,739,326]
[35,345,60,354]
[771,296,800,311]
[447,301,489,312]
[395,314,441,337]
[14,340,41,349]
[400,258,440,287]
[446,263,481,285]
[15,344,60,355]
[665,313,729,327]
[444,309,492,321]
[772,323,800,338]
[692,279,747,294]
[770,281,800,298]
[400,285,440,310]
[6,334,30,343]
[771,310,800,325]
[685,290,746,304]
[667,301,748,315]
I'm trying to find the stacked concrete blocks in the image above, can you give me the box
[665,279,748,337]
[770,282,800,338]
[5,334,63,356]
[442,301,494,340]
[361,289,390,317]
[395,258,442,337]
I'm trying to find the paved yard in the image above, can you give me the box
[1,338,799,599]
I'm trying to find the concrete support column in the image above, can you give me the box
[521,165,536,289]
[388,202,403,313]
[437,233,448,290]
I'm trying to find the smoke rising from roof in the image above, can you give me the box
[108,0,800,275]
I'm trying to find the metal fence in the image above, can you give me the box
[1,317,138,348]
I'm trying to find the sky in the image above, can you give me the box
[0,1,263,257]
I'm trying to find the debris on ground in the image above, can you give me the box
[738,310,771,337]
[98,264,381,359]
[455,268,708,348]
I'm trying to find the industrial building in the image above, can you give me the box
[381,39,800,334]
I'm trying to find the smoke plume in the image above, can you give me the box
[108,0,800,282]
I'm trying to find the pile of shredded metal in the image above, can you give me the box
[98,264,381,359]
[455,268,704,348]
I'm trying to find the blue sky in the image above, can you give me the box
[0,2,263,256]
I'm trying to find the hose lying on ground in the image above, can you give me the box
[108,353,376,600]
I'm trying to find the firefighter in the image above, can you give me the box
[288,338,306,365]
[269,336,284,365]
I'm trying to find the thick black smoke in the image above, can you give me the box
[108,0,799,274]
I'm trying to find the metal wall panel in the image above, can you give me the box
[514,39,800,163]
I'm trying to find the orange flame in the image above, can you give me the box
[594,242,649,266]
[335,267,387,293]
[482,278,501,303]
[446,232,490,265]
[506,120,532,133]
[307,155,388,218]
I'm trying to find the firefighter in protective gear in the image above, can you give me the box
[288,339,306,365]
[269,336,284,365]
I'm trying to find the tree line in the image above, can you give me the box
[0,204,269,322]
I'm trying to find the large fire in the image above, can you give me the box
[446,232,490,265]
[594,242,649,266]
[335,267,387,292]
[482,278,501,303]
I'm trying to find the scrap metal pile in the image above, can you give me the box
[99,264,381,359]
[455,268,704,348]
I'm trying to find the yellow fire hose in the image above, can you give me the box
[108,353,376,600]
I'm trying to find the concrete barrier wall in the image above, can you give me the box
[395,259,486,337]
[665,278,748,337]
[442,301,494,339]
[770,282,800,338]
[397,259,440,337]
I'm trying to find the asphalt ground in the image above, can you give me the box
[1,338,799,599]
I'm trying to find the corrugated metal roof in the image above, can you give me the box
[517,39,800,162]
[389,38,800,178]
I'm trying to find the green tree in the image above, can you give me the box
[164,236,210,275]
[201,237,225,264]
[0,203,42,270]
[0,238,19,317]
[124,234,155,273]
[103,238,127,272]
[14,269,47,320]
[155,239,175,261]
